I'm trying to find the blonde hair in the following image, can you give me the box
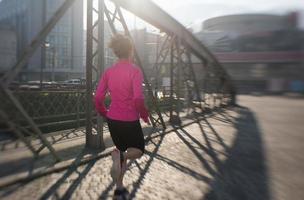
[108,34,133,59]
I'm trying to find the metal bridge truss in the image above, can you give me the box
[0,0,234,162]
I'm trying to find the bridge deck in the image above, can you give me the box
[0,95,303,200]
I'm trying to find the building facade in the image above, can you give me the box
[131,28,161,78]
[0,0,84,81]
[196,13,304,93]
[0,27,17,72]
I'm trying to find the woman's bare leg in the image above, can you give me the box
[116,147,143,188]
[124,147,143,160]
[111,149,122,183]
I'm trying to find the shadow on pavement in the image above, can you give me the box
[138,106,270,200]
[99,106,270,200]
[38,149,97,200]
[203,107,271,200]
[0,126,154,184]
[144,151,212,184]
[0,106,271,200]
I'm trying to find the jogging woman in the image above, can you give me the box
[95,34,149,199]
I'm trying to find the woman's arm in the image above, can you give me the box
[94,71,108,117]
[133,68,149,123]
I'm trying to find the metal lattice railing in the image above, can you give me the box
[15,90,86,118]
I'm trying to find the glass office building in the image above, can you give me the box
[0,0,84,81]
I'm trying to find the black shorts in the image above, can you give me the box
[107,118,145,153]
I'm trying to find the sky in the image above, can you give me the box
[83,0,304,31]
[152,0,304,31]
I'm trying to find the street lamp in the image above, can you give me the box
[39,42,50,89]
[45,42,56,82]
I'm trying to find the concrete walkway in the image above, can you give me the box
[0,95,303,200]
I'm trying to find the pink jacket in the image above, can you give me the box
[94,60,149,122]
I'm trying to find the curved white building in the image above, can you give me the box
[202,14,290,34]
[195,13,304,93]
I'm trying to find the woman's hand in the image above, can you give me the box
[98,109,108,118]
[141,115,151,125]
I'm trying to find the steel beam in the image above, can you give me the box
[85,0,94,148]
[96,0,106,150]
[186,51,204,113]
[109,0,231,83]
[169,37,175,122]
